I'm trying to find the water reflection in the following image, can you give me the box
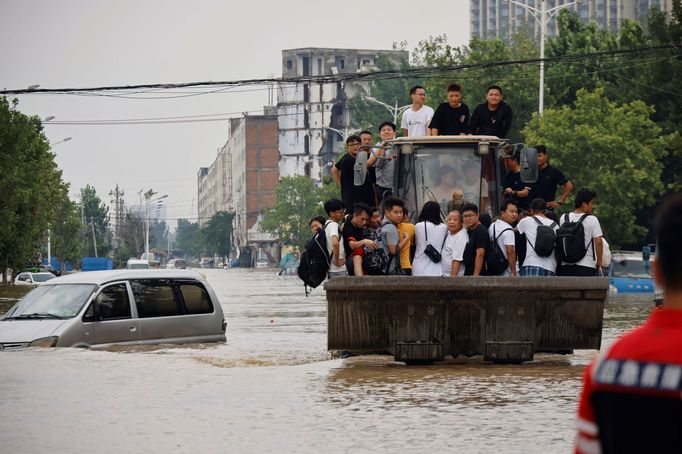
[0,270,654,453]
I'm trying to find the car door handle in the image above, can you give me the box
[129,326,137,332]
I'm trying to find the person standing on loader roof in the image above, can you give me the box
[400,85,434,137]
[575,192,682,454]
[468,84,513,139]
[430,83,470,136]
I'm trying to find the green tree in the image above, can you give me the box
[0,97,68,282]
[523,88,675,247]
[149,219,168,252]
[175,218,202,258]
[348,51,419,133]
[79,185,111,257]
[261,176,333,252]
[119,209,145,260]
[202,211,235,262]
[51,195,82,272]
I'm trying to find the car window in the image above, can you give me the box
[179,283,214,314]
[131,280,182,318]
[94,283,131,320]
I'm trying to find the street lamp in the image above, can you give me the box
[506,0,581,115]
[144,191,167,259]
[363,96,411,125]
[322,125,362,142]
[50,137,72,146]
[44,116,55,122]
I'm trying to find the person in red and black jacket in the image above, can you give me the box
[575,192,682,454]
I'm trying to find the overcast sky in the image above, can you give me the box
[1,0,470,227]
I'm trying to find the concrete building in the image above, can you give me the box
[277,47,408,180]
[197,113,279,264]
[471,0,674,43]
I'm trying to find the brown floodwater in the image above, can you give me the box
[0,269,653,453]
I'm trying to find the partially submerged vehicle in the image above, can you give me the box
[0,269,226,349]
[325,135,608,364]
[609,249,654,294]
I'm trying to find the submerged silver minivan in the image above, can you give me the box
[0,269,226,349]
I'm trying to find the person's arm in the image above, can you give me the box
[500,104,512,138]
[332,165,341,186]
[431,128,439,136]
[506,245,517,276]
[450,260,462,277]
[468,106,479,135]
[594,236,604,275]
[474,248,485,276]
[386,227,399,256]
[331,235,344,267]
[350,238,378,250]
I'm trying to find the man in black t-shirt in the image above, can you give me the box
[502,151,531,212]
[469,85,513,138]
[462,203,490,276]
[531,145,573,212]
[430,83,470,136]
[332,135,376,210]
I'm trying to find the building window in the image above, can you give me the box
[317,58,322,75]
[287,59,292,70]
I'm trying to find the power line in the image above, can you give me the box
[2,44,677,96]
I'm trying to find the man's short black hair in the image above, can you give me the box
[384,196,405,212]
[309,215,325,227]
[655,192,682,290]
[323,198,345,216]
[378,121,396,132]
[462,202,479,214]
[530,198,547,212]
[359,130,372,137]
[487,84,502,94]
[352,203,372,216]
[536,144,548,155]
[409,85,425,95]
[500,198,517,213]
[447,83,462,92]
[346,134,362,144]
[575,188,596,209]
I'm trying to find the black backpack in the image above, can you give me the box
[486,224,513,275]
[362,221,391,275]
[555,213,594,263]
[297,223,331,295]
[528,216,557,257]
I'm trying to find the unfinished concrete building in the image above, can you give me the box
[277,47,408,180]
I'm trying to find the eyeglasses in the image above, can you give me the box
[463,213,477,219]
[348,142,361,147]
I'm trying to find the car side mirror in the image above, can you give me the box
[520,147,538,183]
[354,150,368,186]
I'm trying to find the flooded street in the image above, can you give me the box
[0,269,652,453]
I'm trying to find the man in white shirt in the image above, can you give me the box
[400,85,434,137]
[489,199,518,276]
[442,210,468,276]
[557,188,604,277]
[323,198,347,277]
[517,198,559,276]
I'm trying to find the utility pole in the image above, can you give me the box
[109,184,125,241]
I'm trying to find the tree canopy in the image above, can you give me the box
[523,88,675,247]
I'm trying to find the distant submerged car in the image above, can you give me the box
[609,250,654,294]
[255,258,269,268]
